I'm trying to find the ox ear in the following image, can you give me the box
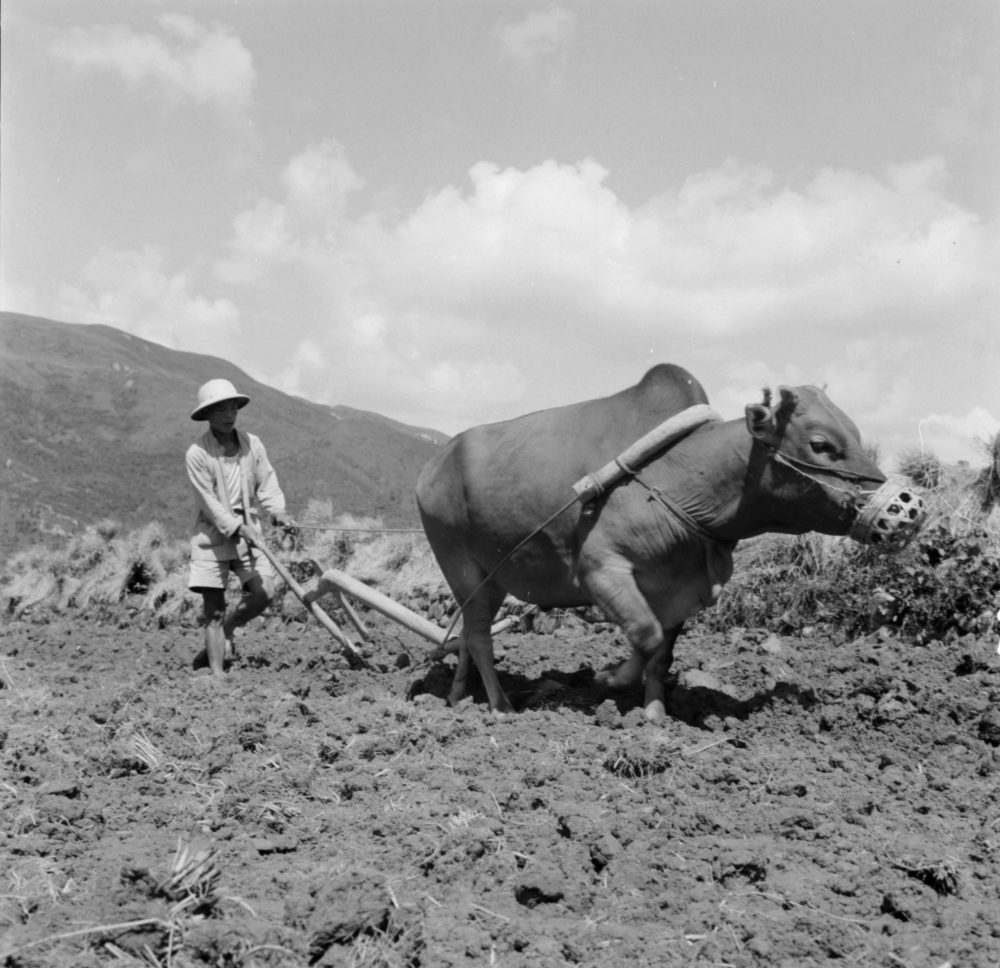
[745,400,776,439]
[777,387,799,417]
[746,386,776,437]
[746,386,799,440]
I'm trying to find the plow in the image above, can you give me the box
[255,537,527,667]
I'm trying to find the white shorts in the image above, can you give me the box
[188,544,275,591]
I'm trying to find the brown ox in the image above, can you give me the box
[416,364,890,721]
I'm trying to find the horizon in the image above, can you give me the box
[2,1,998,467]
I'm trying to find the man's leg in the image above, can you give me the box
[201,589,228,676]
[223,573,275,643]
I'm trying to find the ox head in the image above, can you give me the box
[744,386,925,546]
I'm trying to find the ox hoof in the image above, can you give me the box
[643,700,667,724]
[594,668,640,694]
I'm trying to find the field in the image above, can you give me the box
[2,479,1000,967]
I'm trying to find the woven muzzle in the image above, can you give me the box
[849,477,927,549]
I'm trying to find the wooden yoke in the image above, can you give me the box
[570,404,720,504]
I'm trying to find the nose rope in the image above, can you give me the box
[748,430,884,488]
[766,448,872,501]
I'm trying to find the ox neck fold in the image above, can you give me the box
[629,471,734,546]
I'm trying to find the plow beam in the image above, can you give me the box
[308,568,452,647]
[306,567,534,656]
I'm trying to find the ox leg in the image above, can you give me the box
[449,583,513,715]
[596,649,644,693]
[449,644,472,706]
[596,628,681,723]
[585,569,671,723]
[638,625,681,723]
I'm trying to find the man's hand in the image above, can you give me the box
[272,513,301,552]
[238,522,264,547]
[272,512,299,532]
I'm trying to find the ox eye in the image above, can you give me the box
[809,437,837,456]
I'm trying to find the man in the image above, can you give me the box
[186,378,296,675]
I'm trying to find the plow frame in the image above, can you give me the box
[303,566,530,663]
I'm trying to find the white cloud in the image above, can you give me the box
[492,160,977,338]
[216,140,364,284]
[49,14,254,117]
[930,23,993,151]
[56,246,242,357]
[914,408,1000,467]
[209,147,996,436]
[0,278,37,317]
[368,155,991,347]
[282,140,365,225]
[637,156,991,333]
[215,200,293,284]
[495,6,576,86]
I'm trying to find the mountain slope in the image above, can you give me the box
[0,313,445,560]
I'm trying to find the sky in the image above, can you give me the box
[2,0,998,468]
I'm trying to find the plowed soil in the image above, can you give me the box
[2,601,999,967]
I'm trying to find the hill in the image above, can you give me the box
[0,313,446,561]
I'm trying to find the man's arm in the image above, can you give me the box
[186,444,242,538]
[248,437,297,531]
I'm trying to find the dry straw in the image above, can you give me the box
[1,440,997,636]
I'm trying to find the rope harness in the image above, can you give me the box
[629,468,732,545]
[603,432,881,547]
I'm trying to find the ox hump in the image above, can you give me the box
[633,364,709,409]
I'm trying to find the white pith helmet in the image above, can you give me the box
[190,378,250,421]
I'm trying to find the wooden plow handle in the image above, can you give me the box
[251,539,368,667]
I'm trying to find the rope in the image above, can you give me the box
[295,525,426,534]
[928,499,1000,538]
[440,494,580,644]
[631,474,734,545]
[766,448,867,500]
